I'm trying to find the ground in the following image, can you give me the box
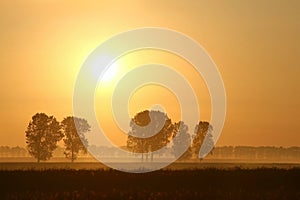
[0,163,300,199]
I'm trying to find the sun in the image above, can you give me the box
[101,63,119,82]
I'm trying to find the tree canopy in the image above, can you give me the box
[172,121,192,161]
[126,110,214,161]
[127,110,174,161]
[25,113,63,162]
[192,121,214,159]
[61,116,90,162]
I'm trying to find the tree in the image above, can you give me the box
[192,121,214,159]
[172,121,192,161]
[127,110,174,161]
[61,116,90,162]
[25,113,63,162]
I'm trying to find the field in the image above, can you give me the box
[1,161,300,171]
[0,163,300,199]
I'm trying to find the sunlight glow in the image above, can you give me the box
[101,63,119,82]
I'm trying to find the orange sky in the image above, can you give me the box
[0,0,299,147]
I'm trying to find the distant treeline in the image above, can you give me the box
[1,145,300,161]
[207,146,300,161]
[0,146,28,157]
[0,146,63,158]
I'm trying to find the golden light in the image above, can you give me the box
[101,63,120,83]
[94,49,211,146]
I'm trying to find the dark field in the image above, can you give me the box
[1,161,300,170]
[0,166,300,200]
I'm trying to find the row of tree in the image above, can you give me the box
[25,113,90,162]
[24,111,213,163]
[126,110,213,161]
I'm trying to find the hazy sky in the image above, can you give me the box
[0,0,299,147]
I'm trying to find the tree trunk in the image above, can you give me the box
[71,140,74,162]
[71,148,74,162]
[37,141,41,163]
[151,152,153,162]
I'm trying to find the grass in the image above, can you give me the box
[1,161,300,170]
[0,167,300,199]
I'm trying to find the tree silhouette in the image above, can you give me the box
[127,110,174,161]
[172,121,192,161]
[61,116,90,162]
[192,121,214,159]
[25,113,63,162]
